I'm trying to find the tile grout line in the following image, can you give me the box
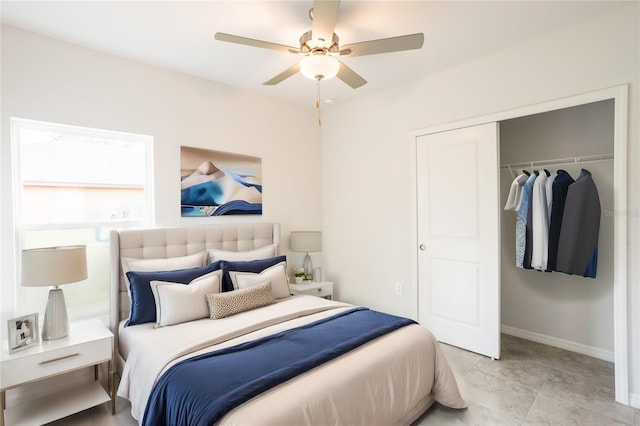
[520,388,543,425]
[519,365,554,425]
[466,358,543,425]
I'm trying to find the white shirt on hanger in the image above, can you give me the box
[504,173,529,211]
[545,171,557,220]
[531,172,549,271]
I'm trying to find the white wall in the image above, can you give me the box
[322,4,639,402]
[0,25,323,323]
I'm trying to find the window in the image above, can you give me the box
[13,118,154,320]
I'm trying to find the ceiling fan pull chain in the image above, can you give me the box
[316,78,322,127]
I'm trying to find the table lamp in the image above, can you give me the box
[290,231,322,280]
[21,245,88,340]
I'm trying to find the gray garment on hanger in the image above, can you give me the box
[556,169,601,277]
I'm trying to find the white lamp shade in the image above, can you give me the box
[22,245,88,287]
[300,55,340,81]
[290,232,322,253]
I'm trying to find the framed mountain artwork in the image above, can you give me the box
[180,146,262,216]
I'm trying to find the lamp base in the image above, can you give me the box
[303,253,313,280]
[42,287,69,340]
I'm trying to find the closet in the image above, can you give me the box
[499,100,614,360]
[413,85,628,404]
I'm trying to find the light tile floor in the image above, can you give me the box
[415,334,640,425]
[45,334,639,425]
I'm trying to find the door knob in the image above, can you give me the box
[419,244,426,251]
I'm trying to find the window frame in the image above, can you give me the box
[10,117,155,318]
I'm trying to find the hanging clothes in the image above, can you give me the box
[545,170,557,219]
[531,171,549,271]
[543,170,557,270]
[523,171,540,269]
[516,173,537,268]
[547,170,574,271]
[556,169,601,278]
[504,173,529,211]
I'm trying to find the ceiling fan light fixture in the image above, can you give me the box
[300,55,340,81]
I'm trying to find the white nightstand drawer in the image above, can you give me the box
[289,281,334,300]
[296,286,332,297]
[1,337,111,389]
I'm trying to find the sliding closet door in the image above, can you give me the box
[416,123,500,359]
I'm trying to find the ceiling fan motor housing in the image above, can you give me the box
[299,30,340,54]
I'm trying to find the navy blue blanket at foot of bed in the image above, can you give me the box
[143,307,415,426]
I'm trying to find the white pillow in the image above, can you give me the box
[121,251,208,291]
[150,270,222,327]
[228,262,290,299]
[208,244,277,262]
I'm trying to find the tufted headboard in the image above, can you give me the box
[109,223,280,355]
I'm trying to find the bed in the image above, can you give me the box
[110,223,465,425]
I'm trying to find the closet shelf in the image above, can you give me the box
[500,153,614,171]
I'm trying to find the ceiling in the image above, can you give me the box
[0,1,628,109]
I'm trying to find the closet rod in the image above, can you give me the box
[500,153,614,170]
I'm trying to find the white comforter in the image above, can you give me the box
[118,295,465,425]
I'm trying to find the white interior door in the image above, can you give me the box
[416,123,500,359]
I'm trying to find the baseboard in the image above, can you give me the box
[501,325,614,362]
[630,392,640,409]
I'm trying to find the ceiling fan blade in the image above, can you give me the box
[341,33,424,57]
[311,0,340,46]
[263,63,301,85]
[215,32,300,54]
[337,61,367,89]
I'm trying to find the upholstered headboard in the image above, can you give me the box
[109,223,280,356]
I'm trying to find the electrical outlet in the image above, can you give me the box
[394,283,402,296]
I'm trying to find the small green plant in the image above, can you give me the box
[294,267,305,277]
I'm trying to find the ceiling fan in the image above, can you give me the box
[214,0,424,97]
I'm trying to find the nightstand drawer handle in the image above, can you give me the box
[39,353,80,365]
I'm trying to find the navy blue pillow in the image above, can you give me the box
[220,255,287,292]
[126,261,222,327]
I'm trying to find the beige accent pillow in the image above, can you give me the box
[206,281,275,319]
[207,244,277,262]
[228,262,290,299]
[122,251,208,291]
[150,270,222,327]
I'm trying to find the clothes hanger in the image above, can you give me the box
[522,169,530,176]
[544,169,551,176]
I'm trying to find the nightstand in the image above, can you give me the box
[0,319,114,426]
[289,281,334,300]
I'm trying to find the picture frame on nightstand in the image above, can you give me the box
[7,313,39,353]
